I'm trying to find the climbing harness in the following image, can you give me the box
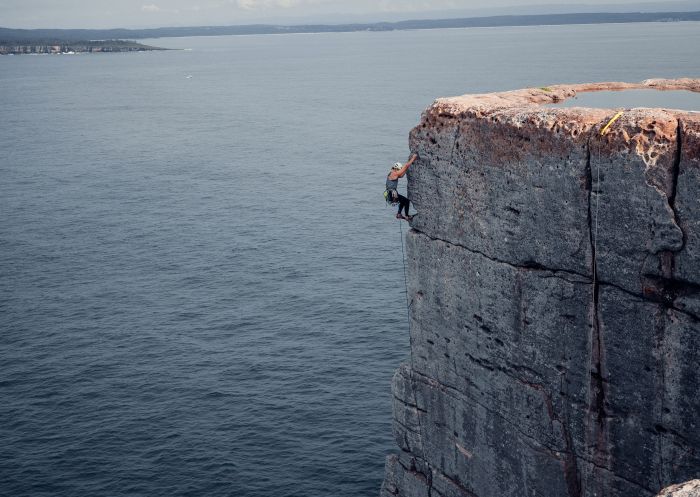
[386,172,400,205]
[384,189,399,204]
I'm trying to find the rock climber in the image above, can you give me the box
[386,153,417,220]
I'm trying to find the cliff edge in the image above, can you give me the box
[381,79,700,497]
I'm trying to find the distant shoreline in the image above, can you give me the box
[0,40,166,55]
[1,11,699,53]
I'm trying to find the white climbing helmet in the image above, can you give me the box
[392,162,402,170]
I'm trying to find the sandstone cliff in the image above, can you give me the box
[381,79,700,497]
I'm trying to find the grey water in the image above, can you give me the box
[1,22,699,497]
[546,88,700,110]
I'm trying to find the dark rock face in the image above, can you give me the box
[381,80,700,497]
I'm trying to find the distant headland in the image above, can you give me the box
[0,40,166,55]
[2,10,699,55]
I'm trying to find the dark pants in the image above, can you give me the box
[396,194,410,216]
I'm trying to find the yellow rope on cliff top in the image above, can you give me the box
[600,111,624,136]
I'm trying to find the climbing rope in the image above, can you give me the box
[593,111,623,284]
[592,139,601,294]
[592,112,622,306]
[397,216,420,373]
[600,110,623,136]
[398,219,412,355]
[583,110,623,496]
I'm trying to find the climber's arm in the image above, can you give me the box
[396,154,417,178]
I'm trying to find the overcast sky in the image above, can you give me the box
[1,0,697,29]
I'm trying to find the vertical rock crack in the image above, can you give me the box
[669,119,685,252]
[585,131,609,496]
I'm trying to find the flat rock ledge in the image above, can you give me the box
[657,480,700,497]
[381,79,700,497]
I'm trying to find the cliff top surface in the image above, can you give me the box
[415,78,700,186]
[435,78,700,113]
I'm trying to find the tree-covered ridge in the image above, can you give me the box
[1,10,699,42]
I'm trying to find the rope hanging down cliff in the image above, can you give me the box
[386,153,417,363]
[593,111,623,288]
[398,217,412,356]
[582,109,623,496]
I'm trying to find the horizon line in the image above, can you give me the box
[1,10,699,38]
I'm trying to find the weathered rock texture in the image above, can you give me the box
[656,480,700,497]
[381,79,700,497]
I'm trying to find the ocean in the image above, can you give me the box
[1,22,699,497]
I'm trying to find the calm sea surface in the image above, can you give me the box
[2,22,699,497]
